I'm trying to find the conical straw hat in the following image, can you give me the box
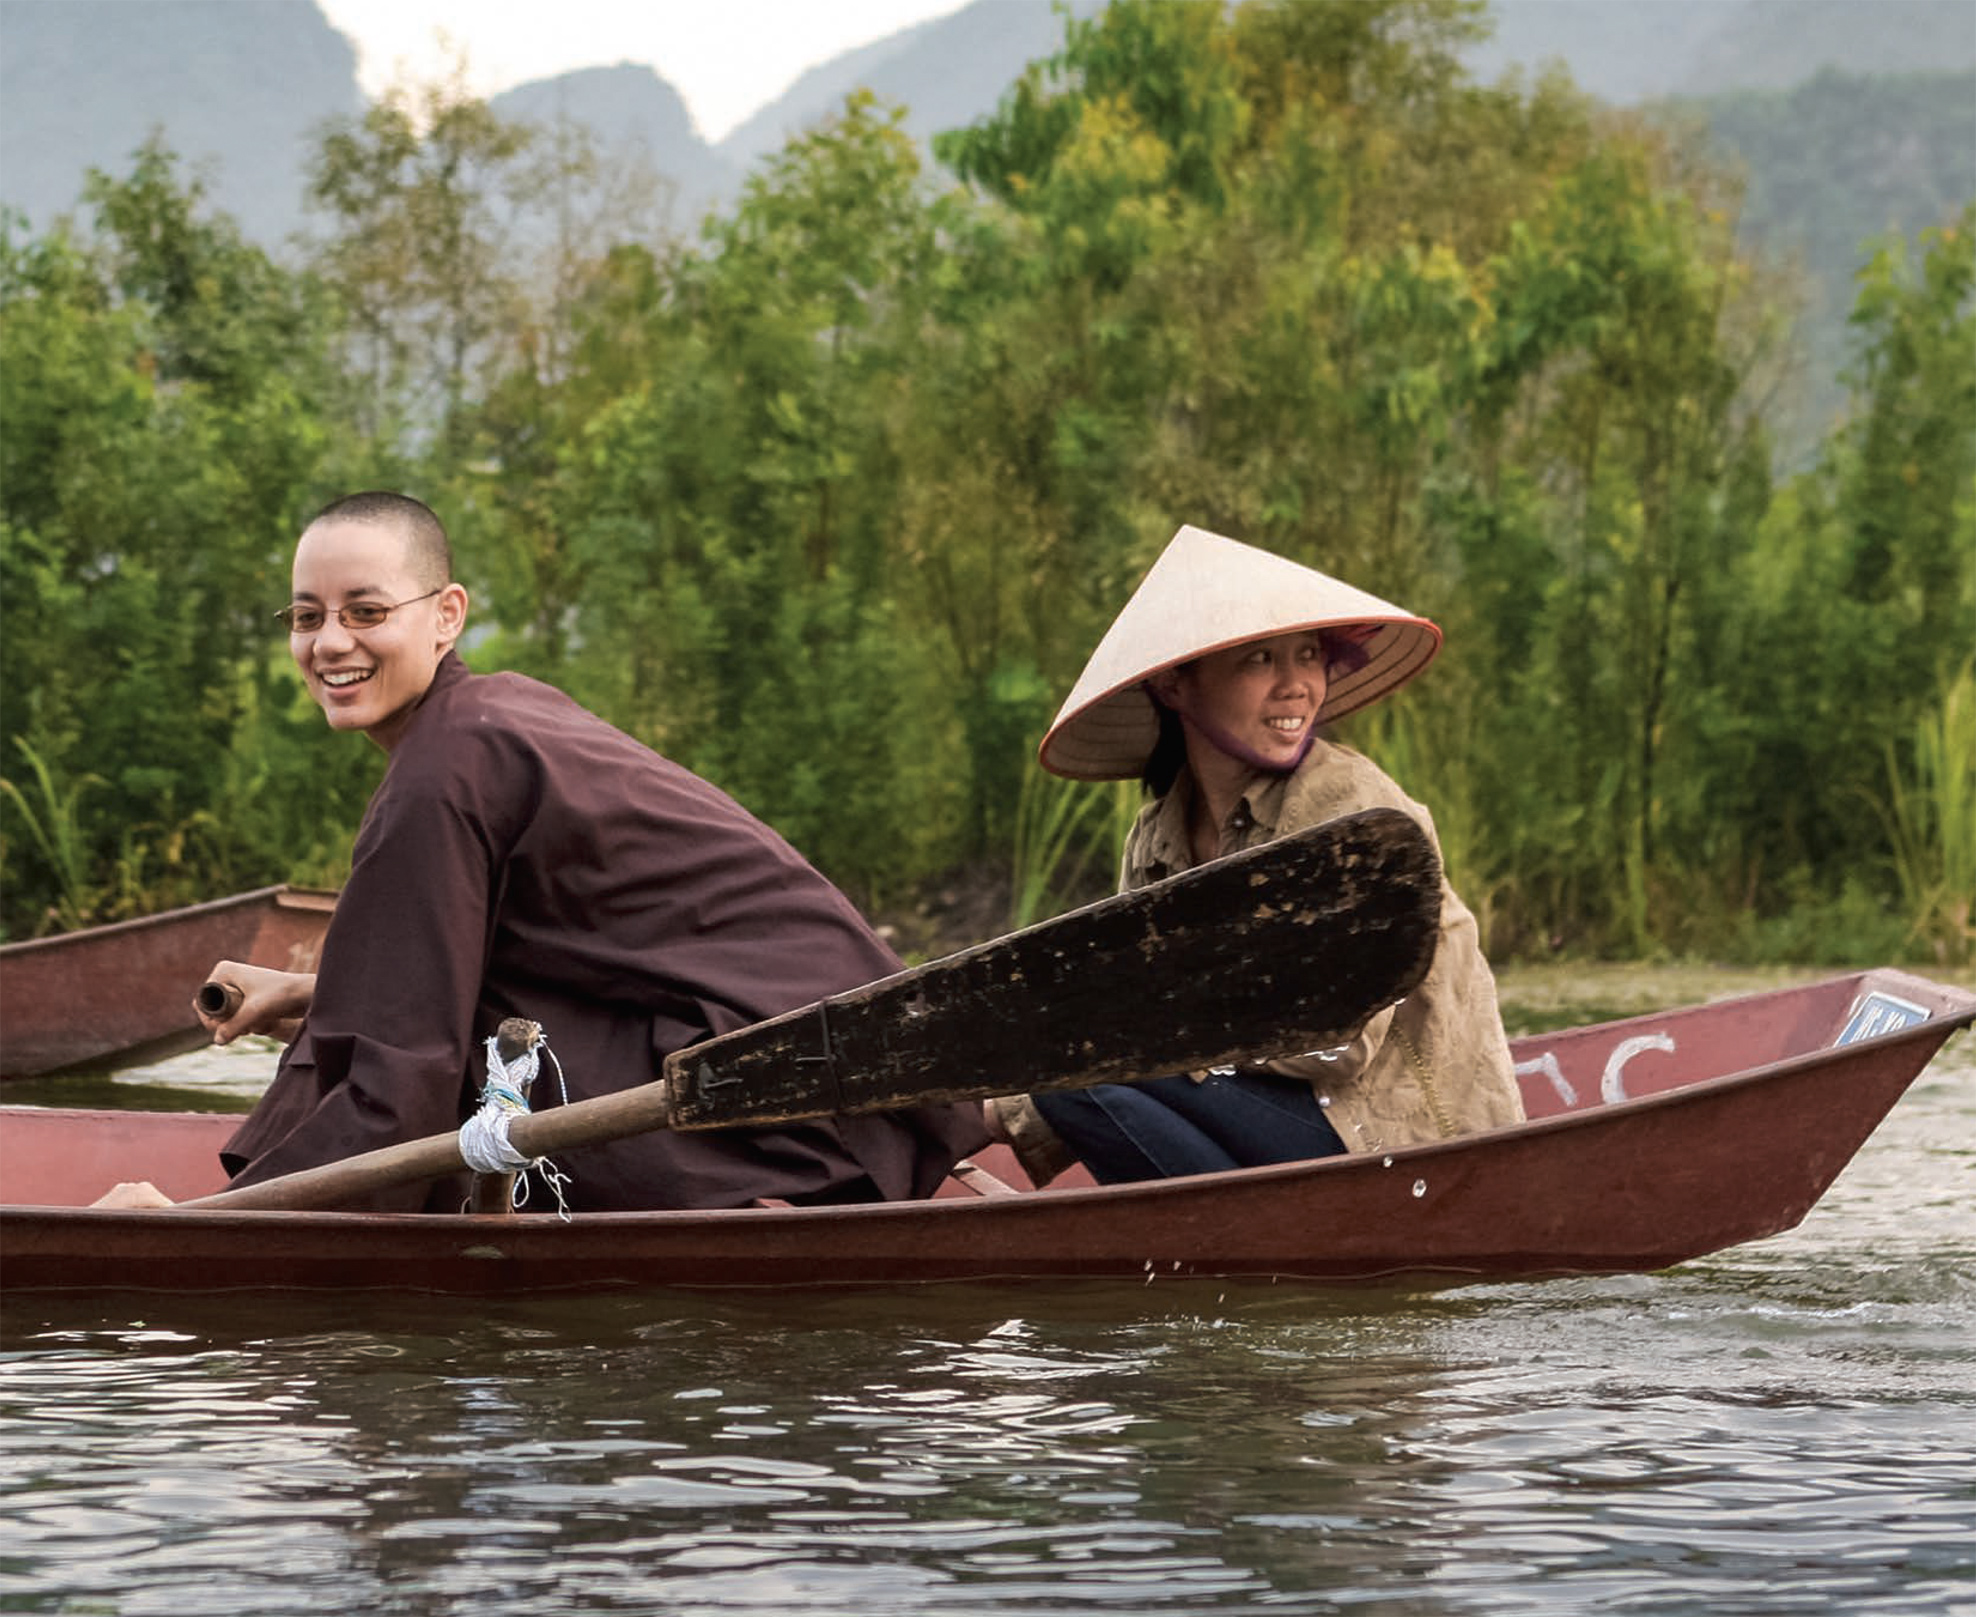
[1039,525,1442,780]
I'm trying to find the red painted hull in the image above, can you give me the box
[0,886,336,1079]
[1,969,1969,1294]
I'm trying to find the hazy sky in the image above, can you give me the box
[314,0,967,143]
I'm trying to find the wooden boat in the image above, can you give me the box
[0,886,337,1080]
[1,967,1968,1295]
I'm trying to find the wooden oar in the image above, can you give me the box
[174,807,1443,1214]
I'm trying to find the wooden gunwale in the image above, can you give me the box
[0,886,336,1079]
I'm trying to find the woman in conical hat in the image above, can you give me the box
[992,524,1525,1187]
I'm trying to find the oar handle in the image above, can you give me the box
[178,1038,677,1212]
[195,980,244,1020]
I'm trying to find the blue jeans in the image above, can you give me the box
[1032,1070,1348,1184]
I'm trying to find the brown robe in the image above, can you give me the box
[223,652,987,1211]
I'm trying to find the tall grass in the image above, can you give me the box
[0,739,103,935]
[1878,661,1976,964]
[1009,763,1137,929]
[1354,700,1515,945]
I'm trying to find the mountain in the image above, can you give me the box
[1466,0,1976,103]
[0,0,361,246]
[6,0,1969,249]
[1466,0,1733,103]
[717,0,1104,173]
[718,12,952,169]
[490,65,739,235]
[1681,67,1976,450]
[1672,0,1976,94]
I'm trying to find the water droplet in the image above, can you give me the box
[1412,1179,1427,1198]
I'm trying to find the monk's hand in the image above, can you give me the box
[91,1181,175,1209]
[194,960,315,1046]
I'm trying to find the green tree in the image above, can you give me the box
[459,94,970,901]
[306,69,541,456]
[1725,209,1974,910]
[0,147,358,935]
[1839,208,1976,694]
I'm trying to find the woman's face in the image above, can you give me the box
[1166,630,1330,771]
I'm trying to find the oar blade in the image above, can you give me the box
[664,807,1440,1127]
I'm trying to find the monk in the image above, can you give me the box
[96,491,986,1211]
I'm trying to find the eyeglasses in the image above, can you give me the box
[276,588,441,634]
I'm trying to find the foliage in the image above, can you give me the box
[1678,69,1976,456]
[1010,762,1135,930]
[305,68,537,452]
[0,146,352,937]
[1876,662,1976,964]
[4,1,1971,969]
[0,738,102,933]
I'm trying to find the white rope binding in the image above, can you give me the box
[459,1026,572,1220]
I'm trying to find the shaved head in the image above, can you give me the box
[304,491,453,591]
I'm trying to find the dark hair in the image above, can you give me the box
[306,491,453,590]
[1320,627,1372,679]
[1143,700,1190,797]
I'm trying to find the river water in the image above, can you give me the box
[2,965,1973,1615]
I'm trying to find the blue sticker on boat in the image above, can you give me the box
[1835,991,1931,1046]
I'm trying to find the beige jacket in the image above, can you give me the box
[996,740,1524,1184]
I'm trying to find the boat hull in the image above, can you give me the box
[0,887,336,1079]
[1,969,1969,1294]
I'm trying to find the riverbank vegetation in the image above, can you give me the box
[3,0,1971,964]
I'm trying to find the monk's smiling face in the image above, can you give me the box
[288,516,467,751]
